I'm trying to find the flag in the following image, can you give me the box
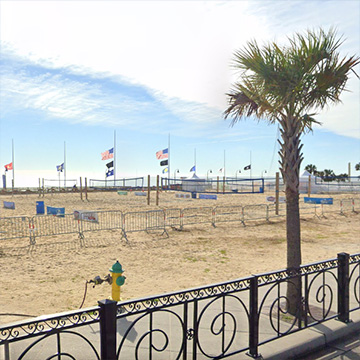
[106,161,113,168]
[56,163,64,172]
[190,165,195,172]
[106,169,114,177]
[162,167,169,174]
[4,162,13,171]
[244,165,251,170]
[101,148,114,160]
[219,168,223,172]
[156,148,168,160]
[160,160,168,166]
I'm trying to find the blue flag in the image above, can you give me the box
[106,169,114,177]
[190,166,195,172]
[162,167,169,174]
[56,163,64,172]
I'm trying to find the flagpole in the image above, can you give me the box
[64,141,66,188]
[250,151,252,179]
[12,138,14,188]
[114,130,116,186]
[194,148,196,175]
[224,149,226,179]
[168,133,170,184]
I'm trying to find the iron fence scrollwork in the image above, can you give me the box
[1,252,359,359]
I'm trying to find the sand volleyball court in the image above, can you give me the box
[0,190,359,324]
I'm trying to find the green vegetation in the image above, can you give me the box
[224,27,359,315]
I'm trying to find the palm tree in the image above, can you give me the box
[323,168,336,181]
[224,28,359,315]
[305,164,317,175]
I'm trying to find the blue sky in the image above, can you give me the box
[0,0,359,187]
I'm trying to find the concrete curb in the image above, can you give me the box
[258,311,360,359]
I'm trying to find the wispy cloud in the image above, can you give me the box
[1,1,359,140]
[0,53,232,138]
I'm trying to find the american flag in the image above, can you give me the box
[156,148,168,160]
[101,148,114,160]
[4,162,13,171]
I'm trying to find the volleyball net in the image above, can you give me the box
[89,177,144,190]
[43,179,78,189]
[161,177,265,194]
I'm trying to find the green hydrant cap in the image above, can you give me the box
[116,276,126,286]
[110,260,124,274]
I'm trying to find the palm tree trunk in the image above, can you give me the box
[279,117,303,316]
[285,184,302,316]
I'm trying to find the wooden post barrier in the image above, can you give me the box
[80,177,83,201]
[275,172,279,215]
[147,175,150,205]
[85,177,88,201]
[156,175,159,206]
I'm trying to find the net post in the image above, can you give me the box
[85,177,88,201]
[80,177,83,201]
[156,175,159,206]
[147,175,150,205]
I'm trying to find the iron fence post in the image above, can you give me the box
[98,299,117,360]
[337,252,350,323]
[248,276,260,358]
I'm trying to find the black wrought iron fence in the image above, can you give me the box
[1,252,359,359]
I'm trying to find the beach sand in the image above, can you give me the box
[0,190,359,324]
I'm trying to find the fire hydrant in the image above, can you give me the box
[109,261,126,301]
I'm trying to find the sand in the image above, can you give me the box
[0,190,359,325]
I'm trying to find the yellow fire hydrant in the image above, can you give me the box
[109,261,126,301]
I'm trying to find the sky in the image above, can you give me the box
[0,0,359,188]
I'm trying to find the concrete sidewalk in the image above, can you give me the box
[253,311,360,359]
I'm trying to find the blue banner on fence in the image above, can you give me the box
[304,197,333,205]
[199,194,218,200]
[135,192,146,196]
[47,206,65,217]
[3,201,15,209]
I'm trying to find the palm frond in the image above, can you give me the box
[225,27,359,132]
